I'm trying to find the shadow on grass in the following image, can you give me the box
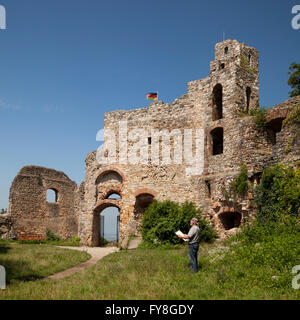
[0,258,45,284]
[0,244,44,284]
[0,243,11,254]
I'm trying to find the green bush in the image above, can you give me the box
[229,217,300,288]
[221,164,249,205]
[46,229,61,242]
[250,107,267,132]
[254,164,300,223]
[99,237,109,246]
[141,200,217,246]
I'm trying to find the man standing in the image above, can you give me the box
[178,218,201,274]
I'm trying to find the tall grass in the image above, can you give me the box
[1,224,299,300]
[0,241,90,285]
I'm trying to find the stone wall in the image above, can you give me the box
[78,39,300,245]
[9,166,78,240]
[0,214,13,239]
[7,39,300,245]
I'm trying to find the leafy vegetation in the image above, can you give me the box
[46,229,61,242]
[141,200,217,247]
[250,107,267,132]
[99,237,110,246]
[240,54,258,74]
[283,103,300,149]
[221,164,249,205]
[288,62,300,97]
[254,164,300,223]
[0,208,7,214]
[0,163,299,300]
[283,103,300,128]
[0,237,299,300]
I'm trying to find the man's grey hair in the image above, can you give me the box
[191,218,198,225]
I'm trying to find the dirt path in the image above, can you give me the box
[46,246,119,280]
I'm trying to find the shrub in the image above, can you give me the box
[46,229,61,242]
[250,107,267,132]
[141,200,217,246]
[233,217,300,281]
[221,164,249,205]
[230,164,249,197]
[99,237,109,246]
[254,164,300,223]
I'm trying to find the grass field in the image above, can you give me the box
[0,241,90,286]
[0,236,299,300]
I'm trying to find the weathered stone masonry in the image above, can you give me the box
[2,39,300,245]
[8,166,79,240]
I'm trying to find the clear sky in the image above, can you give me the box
[0,0,300,212]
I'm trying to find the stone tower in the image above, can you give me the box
[4,39,300,245]
[209,39,259,120]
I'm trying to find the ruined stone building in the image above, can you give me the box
[1,39,299,246]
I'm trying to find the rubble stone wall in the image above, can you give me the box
[8,166,78,240]
[7,39,300,245]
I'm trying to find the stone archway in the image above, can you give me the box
[133,190,156,235]
[218,210,242,231]
[92,200,121,247]
[95,168,124,203]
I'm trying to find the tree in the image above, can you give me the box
[0,208,7,214]
[288,63,300,97]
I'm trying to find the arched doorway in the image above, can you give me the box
[100,206,120,245]
[93,201,121,247]
[133,192,155,235]
[218,211,242,230]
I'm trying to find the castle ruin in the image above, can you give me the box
[1,39,299,246]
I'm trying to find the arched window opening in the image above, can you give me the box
[212,84,223,121]
[248,54,251,66]
[266,118,285,145]
[224,47,229,54]
[46,189,58,203]
[135,193,154,210]
[246,87,251,113]
[219,211,241,230]
[210,127,224,156]
[106,192,122,200]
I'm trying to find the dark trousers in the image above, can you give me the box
[188,243,199,273]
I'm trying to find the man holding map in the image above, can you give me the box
[176,218,201,274]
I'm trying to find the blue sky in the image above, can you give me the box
[0,0,300,212]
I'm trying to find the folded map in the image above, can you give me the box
[175,230,189,242]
